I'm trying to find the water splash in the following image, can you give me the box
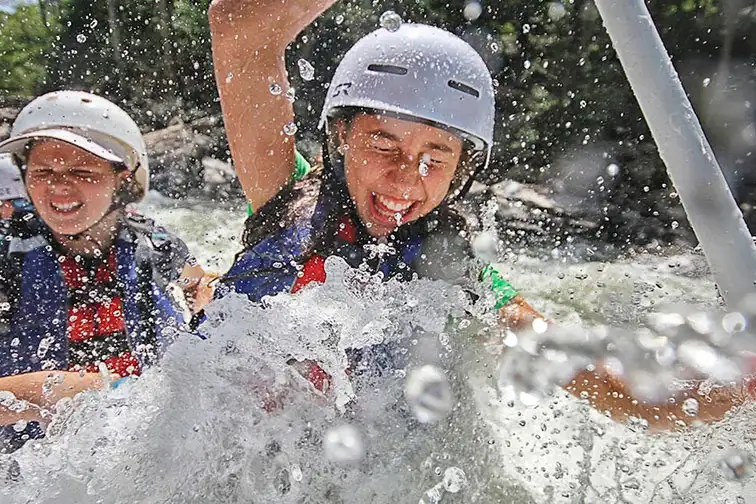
[404,365,453,424]
[463,1,483,21]
[283,122,298,136]
[297,59,315,81]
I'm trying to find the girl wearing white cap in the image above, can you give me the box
[0,91,211,452]
[208,1,752,427]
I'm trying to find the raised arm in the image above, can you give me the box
[208,0,338,210]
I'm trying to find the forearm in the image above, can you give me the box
[214,50,295,208]
[0,371,105,415]
[565,367,746,430]
[498,295,547,332]
[209,0,341,208]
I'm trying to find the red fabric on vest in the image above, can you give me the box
[289,216,358,393]
[291,216,357,294]
[60,250,140,378]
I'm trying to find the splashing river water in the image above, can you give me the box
[2,195,755,503]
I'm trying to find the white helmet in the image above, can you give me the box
[319,23,495,183]
[0,91,149,202]
[0,154,27,201]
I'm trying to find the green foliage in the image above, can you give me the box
[0,4,56,96]
[0,0,746,187]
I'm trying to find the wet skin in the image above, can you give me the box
[339,114,464,237]
[25,140,125,246]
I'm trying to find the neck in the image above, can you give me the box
[52,211,121,257]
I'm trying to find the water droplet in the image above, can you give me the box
[225,72,233,84]
[523,60,531,69]
[13,419,28,433]
[379,10,403,32]
[532,318,548,334]
[335,14,345,25]
[76,33,87,43]
[490,42,500,53]
[102,110,109,119]
[523,24,531,34]
[323,424,364,463]
[269,83,282,95]
[722,311,746,333]
[193,61,200,70]
[419,154,430,177]
[547,2,567,21]
[285,87,296,102]
[442,467,467,493]
[719,449,750,480]
[703,77,712,88]
[404,365,453,423]
[89,19,98,29]
[301,35,308,43]
[671,220,679,230]
[463,1,483,21]
[283,122,298,136]
[606,163,620,177]
[290,464,303,482]
[682,398,699,417]
[297,59,315,81]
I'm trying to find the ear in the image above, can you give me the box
[335,119,349,147]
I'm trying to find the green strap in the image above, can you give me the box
[247,150,312,216]
[481,264,519,309]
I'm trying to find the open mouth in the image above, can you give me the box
[370,193,418,225]
[50,201,84,214]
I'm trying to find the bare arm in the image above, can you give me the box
[498,297,747,429]
[0,371,106,425]
[208,0,338,210]
[566,366,746,430]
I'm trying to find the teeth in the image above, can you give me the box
[51,201,82,212]
[375,194,413,213]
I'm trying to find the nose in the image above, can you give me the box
[46,172,76,193]
[389,156,421,185]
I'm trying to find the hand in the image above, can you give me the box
[180,273,218,314]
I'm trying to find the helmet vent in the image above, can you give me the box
[447,80,480,98]
[367,64,408,75]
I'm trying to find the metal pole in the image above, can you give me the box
[593,0,756,307]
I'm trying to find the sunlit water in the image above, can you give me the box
[1,193,755,504]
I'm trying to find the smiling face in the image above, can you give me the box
[25,140,122,236]
[339,114,464,237]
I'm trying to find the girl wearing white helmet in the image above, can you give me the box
[0,91,212,453]
[208,1,750,427]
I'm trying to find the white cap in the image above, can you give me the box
[0,91,149,202]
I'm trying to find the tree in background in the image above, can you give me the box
[1,0,755,241]
[0,4,56,96]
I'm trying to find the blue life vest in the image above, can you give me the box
[221,198,426,302]
[217,194,428,388]
[0,217,188,452]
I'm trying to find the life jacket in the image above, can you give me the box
[222,191,426,303]
[220,191,442,395]
[0,212,190,453]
